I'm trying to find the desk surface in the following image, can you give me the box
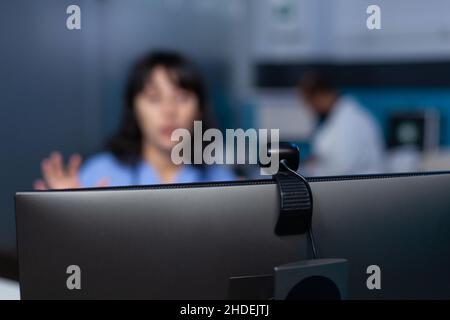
[0,278,20,300]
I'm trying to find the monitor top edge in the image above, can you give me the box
[14,171,450,195]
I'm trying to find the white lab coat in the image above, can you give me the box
[306,96,384,176]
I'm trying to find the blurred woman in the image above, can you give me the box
[34,52,235,189]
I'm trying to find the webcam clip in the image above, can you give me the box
[272,143,313,236]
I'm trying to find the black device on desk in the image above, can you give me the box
[15,147,450,299]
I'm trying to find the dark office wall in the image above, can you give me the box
[0,0,236,253]
[0,0,96,253]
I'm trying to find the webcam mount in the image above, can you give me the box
[269,142,313,236]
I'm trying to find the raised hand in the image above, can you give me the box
[34,152,83,190]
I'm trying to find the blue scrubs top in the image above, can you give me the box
[79,152,236,188]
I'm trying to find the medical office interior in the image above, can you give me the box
[2,0,450,300]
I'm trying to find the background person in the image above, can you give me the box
[299,71,385,176]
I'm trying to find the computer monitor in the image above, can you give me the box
[15,171,450,299]
[15,180,308,300]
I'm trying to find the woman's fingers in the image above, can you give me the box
[40,152,82,189]
[49,152,64,179]
[41,157,56,186]
[68,154,82,177]
[95,178,110,188]
[33,179,47,190]
[41,152,63,186]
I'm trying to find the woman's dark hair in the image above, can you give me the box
[106,51,213,166]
